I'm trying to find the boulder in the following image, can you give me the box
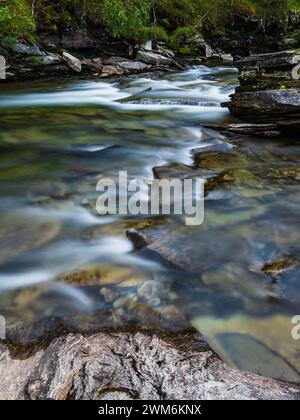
[225,89,300,126]
[141,40,153,51]
[235,50,300,72]
[156,46,176,59]
[194,36,214,58]
[102,57,151,73]
[12,42,44,57]
[117,61,152,73]
[62,52,82,73]
[41,53,62,65]
[136,50,174,67]
[100,65,124,78]
[81,58,103,72]
[220,53,234,65]
[224,51,300,128]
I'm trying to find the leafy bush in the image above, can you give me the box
[145,25,169,43]
[0,0,36,42]
[101,0,152,43]
[170,26,199,54]
[1,0,299,48]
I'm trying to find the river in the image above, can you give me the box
[0,65,299,382]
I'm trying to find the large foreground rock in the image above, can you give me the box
[0,331,299,400]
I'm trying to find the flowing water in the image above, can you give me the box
[0,65,299,382]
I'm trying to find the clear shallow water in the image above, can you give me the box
[0,65,299,382]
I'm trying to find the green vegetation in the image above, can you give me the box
[0,0,299,47]
[0,0,35,43]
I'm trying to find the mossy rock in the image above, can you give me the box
[195,151,250,172]
[59,265,150,287]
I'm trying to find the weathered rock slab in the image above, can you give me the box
[136,50,174,67]
[62,52,82,73]
[1,332,299,400]
[225,89,300,123]
[225,51,300,127]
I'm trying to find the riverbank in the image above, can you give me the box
[1,36,232,82]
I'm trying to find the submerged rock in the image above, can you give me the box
[191,314,300,384]
[195,151,250,171]
[0,215,60,265]
[59,266,148,287]
[1,331,299,400]
[203,122,281,137]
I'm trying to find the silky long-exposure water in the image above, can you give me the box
[0,65,299,382]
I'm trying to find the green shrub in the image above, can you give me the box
[1,0,299,48]
[170,26,200,54]
[144,25,169,43]
[0,0,36,42]
[27,55,45,66]
[101,0,152,43]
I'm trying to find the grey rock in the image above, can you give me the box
[235,50,300,71]
[225,89,300,123]
[1,332,299,400]
[225,51,300,127]
[82,58,103,72]
[41,53,62,65]
[194,36,214,58]
[12,42,44,57]
[141,40,153,51]
[100,65,124,78]
[136,50,173,67]
[221,54,234,65]
[117,61,152,73]
[62,52,82,73]
[92,57,103,67]
[156,46,176,59]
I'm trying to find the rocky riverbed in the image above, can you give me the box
[0,54,299,399]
